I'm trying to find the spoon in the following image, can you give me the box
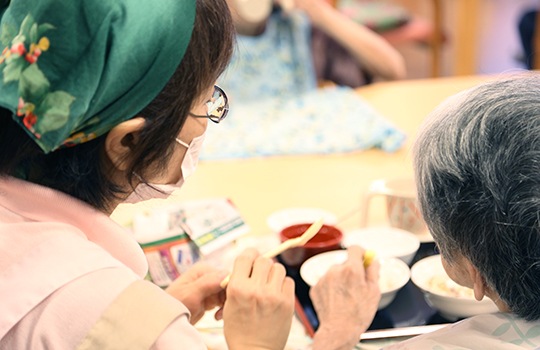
[219,218,324,288]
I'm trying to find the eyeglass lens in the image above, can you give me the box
[207,86,228,121]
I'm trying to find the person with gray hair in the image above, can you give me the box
[384,72,540,349]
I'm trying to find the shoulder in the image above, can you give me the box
[384,313,540,350]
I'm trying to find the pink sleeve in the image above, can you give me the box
[152,318,208,350]
[2,267,207,349]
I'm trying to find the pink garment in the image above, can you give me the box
[0,176,206,349]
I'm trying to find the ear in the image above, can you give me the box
[104,117,146,172]
[466,261,487,301]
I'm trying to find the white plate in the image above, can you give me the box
[266,207,337,233]
[364,225,434,243]
[415,229,434,243]
[411,255,498,319]
[300,250,348,287]
[300,250,410,309]
[343,227,420,265]
[300,250,409,291]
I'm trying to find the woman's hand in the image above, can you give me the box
[223,248,295,350]
[165,262,228,325]
[310,245,381,350]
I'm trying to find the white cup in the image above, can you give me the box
[361,178,432,241]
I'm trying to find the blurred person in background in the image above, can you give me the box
[518,8,538,69]
[223,0,406,101]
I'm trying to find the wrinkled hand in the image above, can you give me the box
[223,248,295,350]
[165,262,228,325]
[310,245,380,349]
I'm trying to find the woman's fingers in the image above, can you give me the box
[267,262,288,292]
[223,249,295,350]
[229,248,259,284]
[230,248,290,290]
[251,255,275,284]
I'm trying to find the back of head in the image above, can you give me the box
[413,72,540,321]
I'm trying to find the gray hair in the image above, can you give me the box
[413,72,540,321]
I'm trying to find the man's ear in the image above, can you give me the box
[466,261,486,301]
[104,117,146,172]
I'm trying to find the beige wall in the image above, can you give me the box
[388,0,536,78]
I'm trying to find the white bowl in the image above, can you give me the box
[343,227,420,265]
[300,250,410,309]
[411,255,499,320]
[266,207,337,233]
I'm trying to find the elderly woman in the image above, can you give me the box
[385,73,540,348]
[0,0,380,349]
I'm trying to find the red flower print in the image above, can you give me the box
[25,44,43,63]
[25,54,36,64]
[22,112,37,129]
[10,42,26,56]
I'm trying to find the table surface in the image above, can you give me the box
[112,74,496,238]
[111,74,497,349]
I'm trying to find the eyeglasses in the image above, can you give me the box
[190,85,229,123]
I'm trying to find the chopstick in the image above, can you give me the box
[219,219,324,289]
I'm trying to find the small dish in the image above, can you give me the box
[415,229,434,243]
[343,227,420,265]
[411,255,499,320]
[279,223,343,268]
[300,250,410,309]
[267,207,337,233]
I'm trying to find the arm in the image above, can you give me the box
[291,0,406,81]
[309,245,381,350]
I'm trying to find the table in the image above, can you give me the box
[112,75,494,237]
[110,75,496,349]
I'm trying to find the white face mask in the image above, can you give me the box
[124,132,206,204]
[175,132,205,180]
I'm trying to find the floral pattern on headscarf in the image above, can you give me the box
[0,0,196,153]
[1,14,75,142]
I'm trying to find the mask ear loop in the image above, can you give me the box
[175,138,189,148]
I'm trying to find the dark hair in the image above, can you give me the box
[0,0,235,210]
[413,73,540,321]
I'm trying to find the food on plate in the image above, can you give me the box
[363,249,376,268]
[428,275,475,299]
[378,268,402,292]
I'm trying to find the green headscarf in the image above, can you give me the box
[0,0,196,153]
